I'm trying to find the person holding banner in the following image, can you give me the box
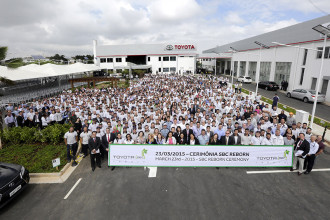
[198,129,209,145]
[165,132,177,145]
[241,129,251,145]
[189,134,200,145]
[220,131,233,145]
[209,134,220,145]
[156,133,165,145]
[124,134,134,144]
[146,134,157,144]
[135,131,146,144]
[178,133,186,145]
[250,131,262,145]
[304,135,319,175]
[88,131,101,172]
[290,133,310,176]
[261,133,273,145]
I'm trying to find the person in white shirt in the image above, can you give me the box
[272,129,284,145]
[64,126,78,164]
[114,133,125,144]
[261,133,273,145]
[304,135,319,174]
[250,131,262,145]
[80,127,91,158]
[124,134,134,144]
[41,113,50,129]
[241,129,251,145]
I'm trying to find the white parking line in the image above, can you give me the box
[148,167,157,178]
[64,178,82,199]
[247,168,330,174]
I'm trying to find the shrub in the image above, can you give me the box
[0,123,71,147]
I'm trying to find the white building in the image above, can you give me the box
[204,15,330,102]
[93,41,197,75]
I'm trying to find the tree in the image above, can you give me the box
[0,46,8,61]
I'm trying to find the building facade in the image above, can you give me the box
[204,15,330,102]
[93,41,197,75]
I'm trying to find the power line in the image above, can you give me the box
[308,0,329,15]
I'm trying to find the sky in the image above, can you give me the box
[1,0,329,58]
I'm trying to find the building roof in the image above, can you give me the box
[0,63,102,81]
[203,15,330,54]
[197,53,232,59]
[96,43,197,57]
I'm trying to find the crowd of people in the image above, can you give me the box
[3,74,325,173]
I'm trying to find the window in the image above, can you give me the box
[163,56,169,61]
[158,68,161,72]
[159,57,162,61]
[107,58,113,63]
[100,58,106,63]
[148,57,150,62]
[170,67,176,72]
[170,56,176,61]
[163,67,169,72]
[116,58,122,62]
[299,68,305,85]
[311,78,317,90]
[302,49,308,65]
[317,47,330,59]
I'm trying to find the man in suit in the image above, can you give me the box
[231,129,241,145]
[220,130,234,145]
[88,131,101,171]
[32,111,42,129]
[101,128,111,160]
[182,124,194,143]
[16,111,25,127]
[290,133,310,176]
[190,103,199,115]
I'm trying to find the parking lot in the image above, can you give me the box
[1,151,330,220]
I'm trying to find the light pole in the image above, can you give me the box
[310,23,330,129]
[254,41,270,95]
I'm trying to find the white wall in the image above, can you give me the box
[231,40,330,102]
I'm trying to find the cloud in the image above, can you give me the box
[0,0,326,58]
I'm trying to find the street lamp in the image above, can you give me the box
[254,41,270,95]
[229,47,239,84]
[310,23,330,129]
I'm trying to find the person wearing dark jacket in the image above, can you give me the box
[88,131,101,171]
[101,128,112,160]
[290,133,310,176]
[189,134,199,145]
[16,111,25,127]
[183,124,194,143]
[220,131,234,145]
[177,133,186,145]
[32,111,42,129]
[209,134,220,145]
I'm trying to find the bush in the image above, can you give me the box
[1,123,71,147]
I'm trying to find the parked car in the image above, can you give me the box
[258,81,279,91]
[286,89,326,103]
[0,162,30,209]
[237,76,252,83]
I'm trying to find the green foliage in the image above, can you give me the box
[0,144,67,173]
[49,54,67,61]
[6,58,24,68]
[1,124,71,146]
[0,46,8,60]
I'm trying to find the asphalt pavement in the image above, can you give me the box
[1,152,330,220]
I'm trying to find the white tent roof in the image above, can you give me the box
[0,63,103,81]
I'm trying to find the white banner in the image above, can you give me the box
[108,145,293,167]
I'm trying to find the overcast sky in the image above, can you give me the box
[1,0,329,58]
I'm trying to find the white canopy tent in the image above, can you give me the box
[0,63,103,81]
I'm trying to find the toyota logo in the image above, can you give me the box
[165,45,173,50]
[9,182,14,188]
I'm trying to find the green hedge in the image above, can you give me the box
[0,144,66,173]
[1,124,71,146]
